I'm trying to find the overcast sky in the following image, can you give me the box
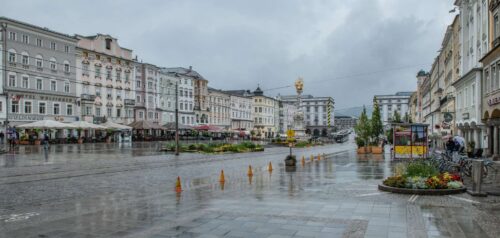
[1,0,455,109]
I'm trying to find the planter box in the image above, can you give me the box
[34,140,41,145]
[378,184,466,195]
[78,138,84,144]
[357,146,371,154]
[19,140,30,145]
[371,146,383,154]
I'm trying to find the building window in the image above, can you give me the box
[8,75,16,87]
[24,101,32,114]
[53,104,60,115]
[22,35,29,44]
[34,78,41,90]
[148,81,153,89]
[125,72,130,82]
[139,111,144,119]
[64,45,69,53]
[116,71,121,81]
[96,87,101,96]
[36,55,43,68]
[136,80,141,88]
[64,80,70,93]
[96,107,101,116]
[64,62,70,72]
[107,107,112,117]
[472,83,476,106]
[50,58,57,70]
[116,108,121,118]
[83,64,89,75]
[36,38,42,47]
[51,80,57,91]
[39,102,46,114]
[148,112,154,119]
[95,66,101,78]
[50,42,56,50]
[22,76,29,88]
[66,104,73,115]
[22,53,29,65]
[106,69,111,80]
[85,106,91,115]
[11,101,19,113]
[9,32,16,40]
[8,50,16,62]
[105,38,112,50]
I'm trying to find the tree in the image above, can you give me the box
[371,101,383,142]
[354,106,371,147]
[393,111,402,123]
[403,112,411,123]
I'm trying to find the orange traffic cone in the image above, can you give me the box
[268,162,273,172]
[175,176,182,193]
[301,156,305,166]
[219,170,225,183]
[310,155,314,162]
[317,154,321,161]
[248,165,253,176]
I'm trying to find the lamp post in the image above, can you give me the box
[175,81,179,156]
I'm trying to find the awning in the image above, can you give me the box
[128,120,164,130]
[17,120,78,129]
[163,122,193,130]
[101,121,132,130]
[69,121,107,130]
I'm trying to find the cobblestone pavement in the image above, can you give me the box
[1,140,500,238]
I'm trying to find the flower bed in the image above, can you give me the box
[379,160,465,195]
[161,142,264,153]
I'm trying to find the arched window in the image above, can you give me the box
[49,57,57,70]
[63,60,70,73]
[21,52,29,65]
[36,55,43,68]
[8,49,16,63]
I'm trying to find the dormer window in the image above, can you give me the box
[105,38,112,50]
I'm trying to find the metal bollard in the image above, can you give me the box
[469,160,487,196]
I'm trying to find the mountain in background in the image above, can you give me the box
[335,105,374,119]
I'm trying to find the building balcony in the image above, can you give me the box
[81,94,96,101]
[124,99,136,106]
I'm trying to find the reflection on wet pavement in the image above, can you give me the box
[1,140,500,238]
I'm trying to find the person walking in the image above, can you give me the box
[0,131,4,144]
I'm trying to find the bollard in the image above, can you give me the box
[219,170,225,183]
[248,165,253,176]
[175,176,182,193]
[268,162,273,172]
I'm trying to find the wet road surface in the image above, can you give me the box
[1,140,500,238]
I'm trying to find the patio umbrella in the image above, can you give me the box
[69,121,107,129]
[101,121,132,131]
[163,122,192,130]
[17,120,78,129]
[128,120,164,130]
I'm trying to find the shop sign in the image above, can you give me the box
[462,113,470,120]
[443,112,453,122]
[7,114,44,121]
[441,122,451,129]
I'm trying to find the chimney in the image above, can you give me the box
[189,66,192,71]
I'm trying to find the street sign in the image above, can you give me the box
[287,129,295,138]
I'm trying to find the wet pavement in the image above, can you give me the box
[1,139,500,238]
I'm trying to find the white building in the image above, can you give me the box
[252,87,278,138]
[76,34,136,125]
[278,95,335,137]
[225,90,254,131]
[279,102,297,134]
[158,70,178,125]
[177,74,195,126]
[374,92,413,126]
[207,88,231,129]
[453,0,488,150]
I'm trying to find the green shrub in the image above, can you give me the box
[405,161,438,178]
[355,137,365,147]
[188,144,197,150]
[383,176,406,188]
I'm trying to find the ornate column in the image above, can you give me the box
[494,126,498,156]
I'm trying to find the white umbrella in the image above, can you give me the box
[101,121,132,130]
[17,120,77,129]
[69,121,107,129]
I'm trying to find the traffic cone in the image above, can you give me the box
[317,154,321,161]
[247,165,253,176]
[175,176,182,193]
[310,155,314,162]
[268,162,273,172]
[301,156,305,166]
[219,170,225,183]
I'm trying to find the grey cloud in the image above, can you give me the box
[0,0,455,109]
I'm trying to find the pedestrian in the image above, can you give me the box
[0,130,4,144]
[453,135,466,154]
[43,132,50,150]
